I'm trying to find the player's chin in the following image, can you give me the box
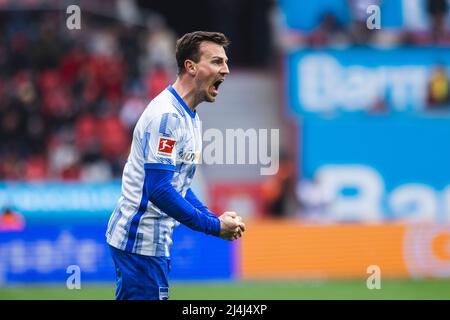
[205,92,218,102]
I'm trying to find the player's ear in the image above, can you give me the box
[185,60,197,76]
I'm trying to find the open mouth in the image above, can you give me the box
[212,79,224,92]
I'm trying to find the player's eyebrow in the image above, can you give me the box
[211,56,228,63]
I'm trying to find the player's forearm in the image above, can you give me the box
[145,169,220,236]
[184,188,218,219]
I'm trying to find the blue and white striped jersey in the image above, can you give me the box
[106,85,203,256]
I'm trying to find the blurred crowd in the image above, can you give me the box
[0,10,176,181]
[1,0,450,184]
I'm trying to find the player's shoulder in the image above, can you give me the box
[144,88,186,121]
[132,89,185,138]
[142,90,184,123]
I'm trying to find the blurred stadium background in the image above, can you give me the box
[1,0,450,300]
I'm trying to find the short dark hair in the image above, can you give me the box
[175,31,230,75]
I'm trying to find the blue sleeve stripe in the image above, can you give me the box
[143,132,150,159]
[159,113,169,134]
[144,163,176,171]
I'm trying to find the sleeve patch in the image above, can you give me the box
[157,137,176,157]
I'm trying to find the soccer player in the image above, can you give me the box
[106,31,245,300]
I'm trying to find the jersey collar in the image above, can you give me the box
[168,85,196,119]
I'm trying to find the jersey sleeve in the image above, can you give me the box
[145,169,221,237]
[143,112,182,171]
[185,188,218,219]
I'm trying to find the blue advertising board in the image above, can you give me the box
[0,224,233,285]
[0,183,233,284]
[285,48,450,223]
[0,181,122,224]
[299,114,450,223]
[286,48,450,116]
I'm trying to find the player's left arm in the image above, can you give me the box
[185,188,245,236]
[184,188,217,219]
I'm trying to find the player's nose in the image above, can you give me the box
[221,63,230,76]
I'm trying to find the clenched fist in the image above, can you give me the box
[218,211,246,241]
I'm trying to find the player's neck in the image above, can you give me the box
[172,79,199,112]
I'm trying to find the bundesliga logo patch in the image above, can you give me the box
[157,137,176,156]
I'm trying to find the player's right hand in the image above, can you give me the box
[218,211,246,241]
